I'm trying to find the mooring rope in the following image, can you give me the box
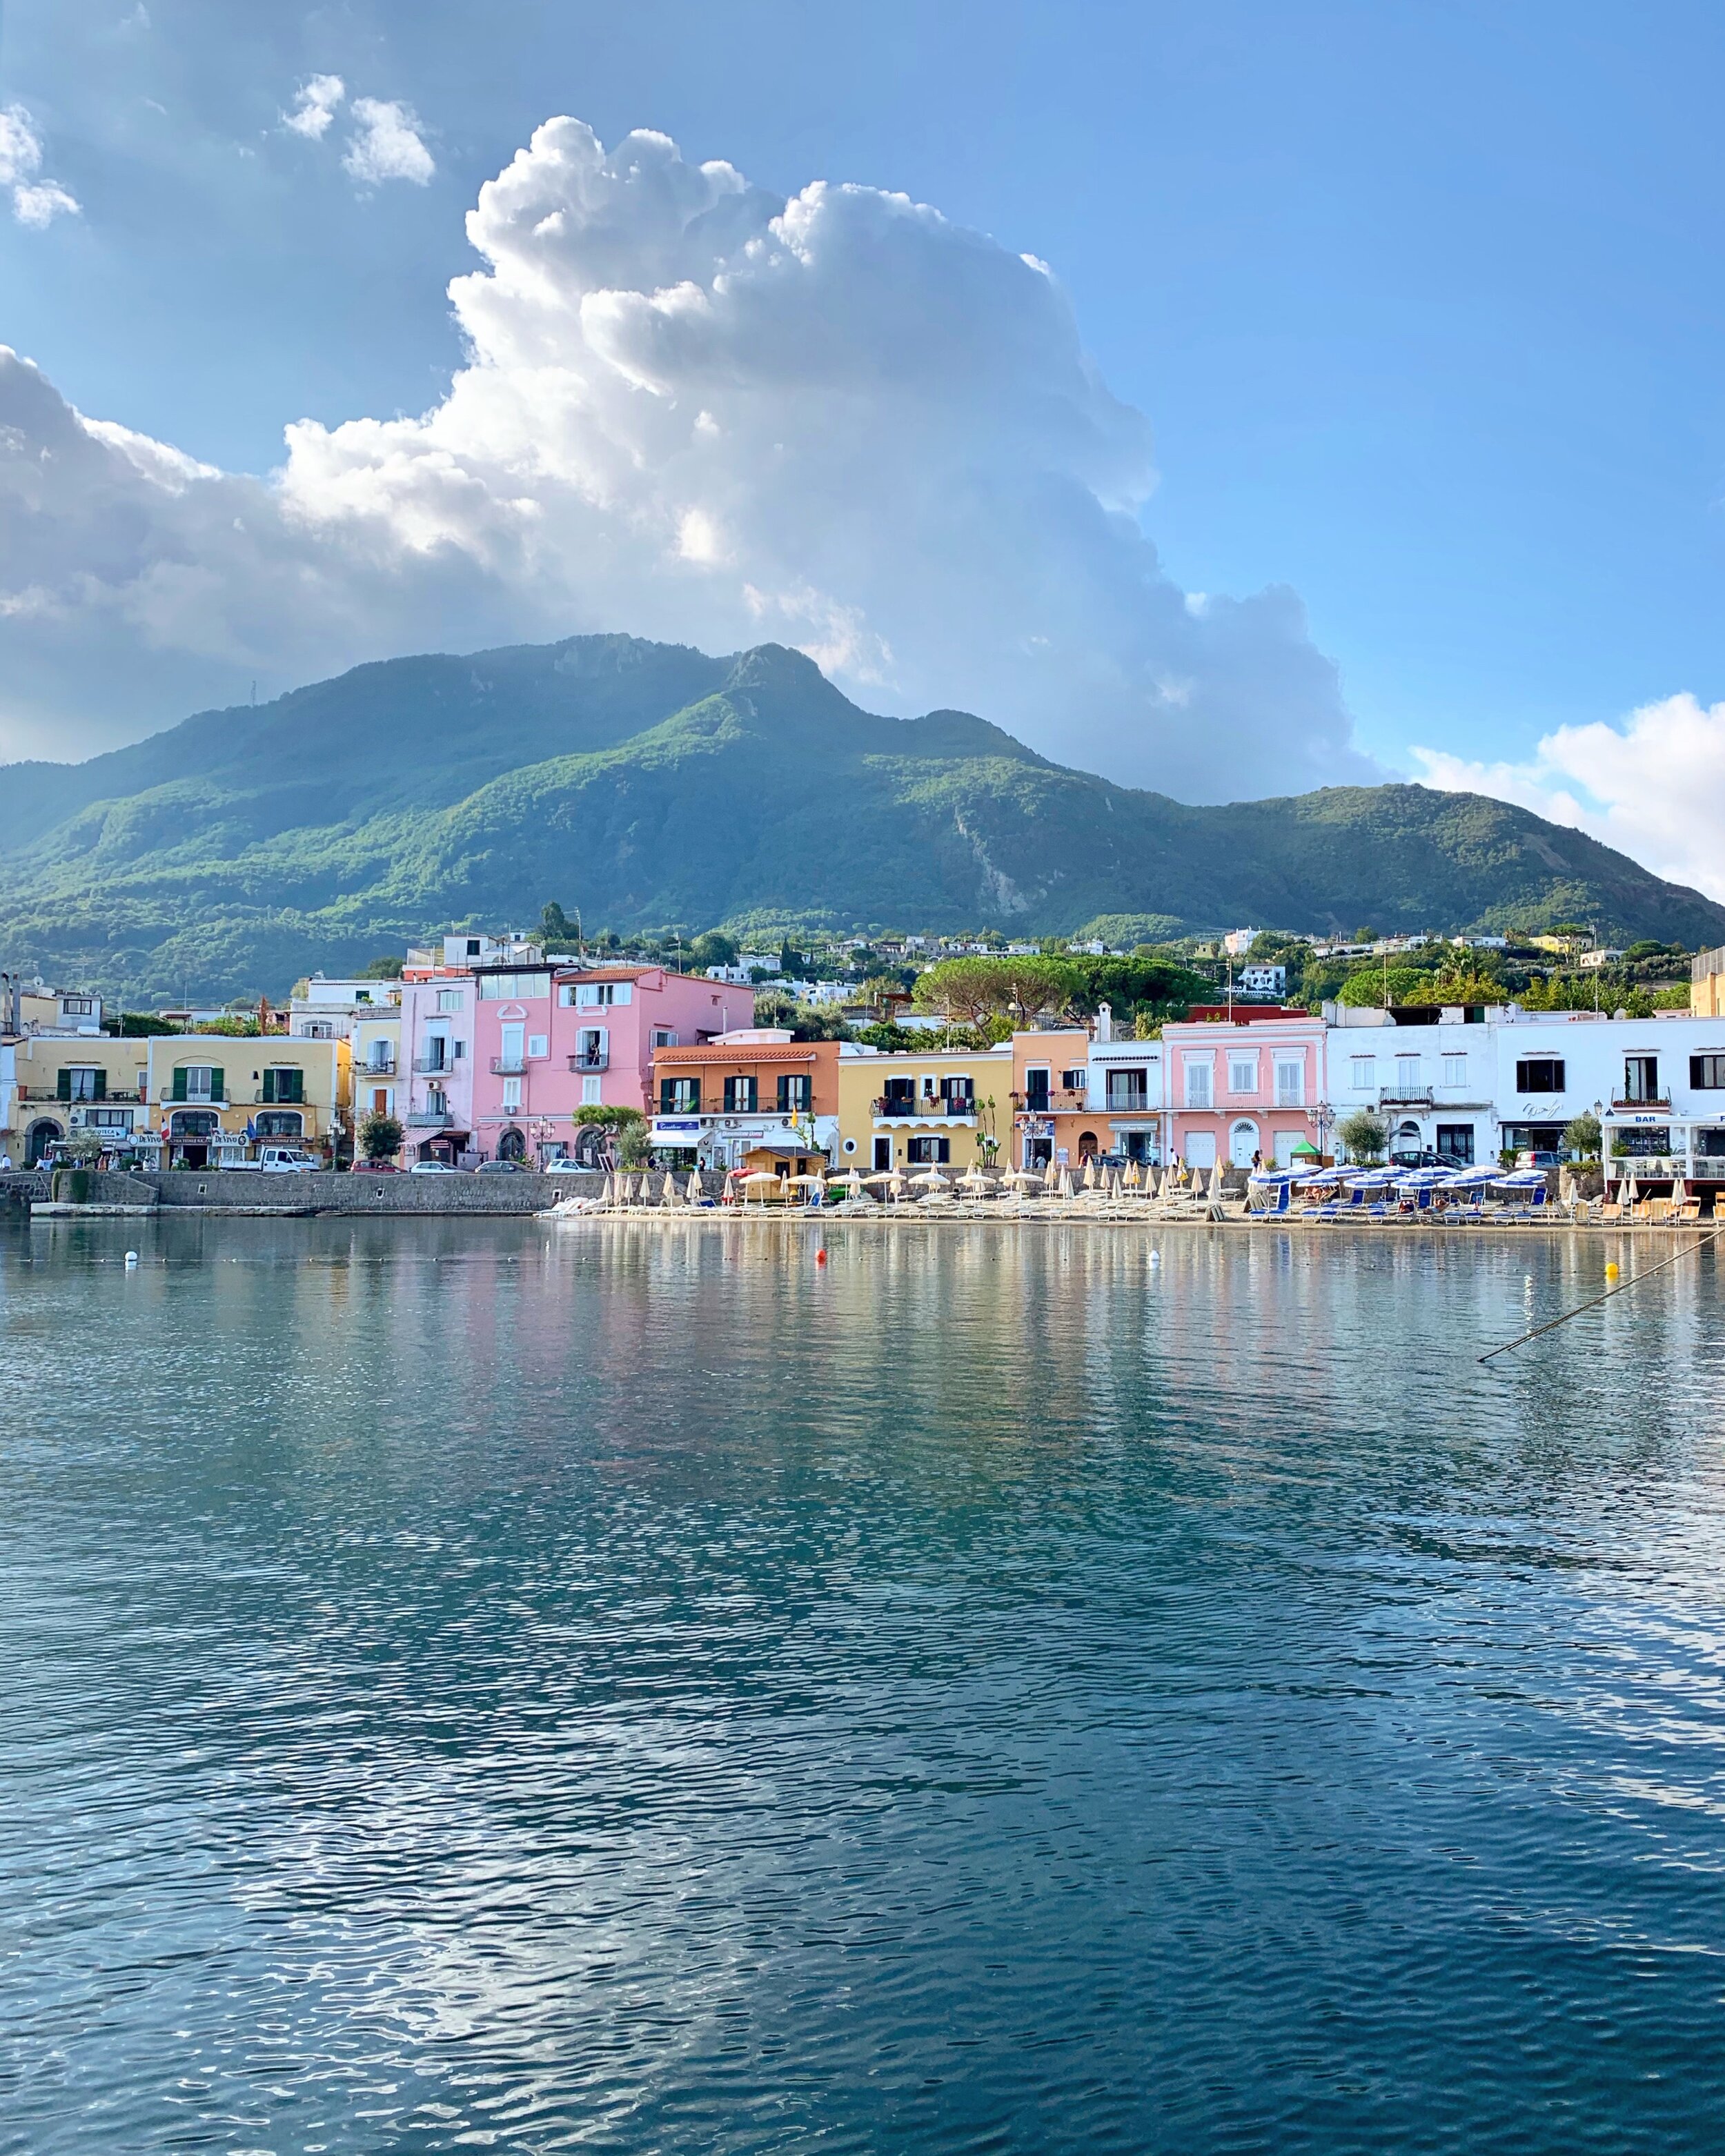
[1478,1230,1725,1363]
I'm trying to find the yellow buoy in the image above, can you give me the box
[1605,1261,1619,1279]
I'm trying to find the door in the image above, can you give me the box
[1184,1131,1217,1170]
[871,1136,893,1171]
[500,1022,525,1071]
[883,1077,915,1114]
[1230,1120,1259,1167]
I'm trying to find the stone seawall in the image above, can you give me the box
[36,1169,606,1214]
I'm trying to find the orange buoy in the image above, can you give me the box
[816,1248,828,1266]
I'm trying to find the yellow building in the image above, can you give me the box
[835,1043,1013,1174]
[6,1034,155,1167]
[1694,947,1725,1019]
[145,1034,351,1167]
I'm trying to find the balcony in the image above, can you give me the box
[1613,1093,1672,1109]
[490,1056,526,1075]
[568,1051,610,1072]
[405,1109,453,1129]
[1011,1088,1087,1115]
[1379,1087,1433,1107]
[874,1095,975,1118]
[17,1085,144,1105]
[359,1054,397,1076]
[413,1054,454,1075]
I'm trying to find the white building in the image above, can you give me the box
[1223,927,1259,957]
[1081,1038,1165,1163]
[1325,1005,1725,1183]
[1237,963,1287,998]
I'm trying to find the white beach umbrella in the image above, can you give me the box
[601,1171,616,1207]
[1082,1156,1098,1189]
[660,1170,678,1205]
[1057,1164,1074,1200]
[909,1167,951,1192]
[958,1163,992,1192]
[685,1168,706,1207]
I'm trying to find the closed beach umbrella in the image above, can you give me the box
[602,1171,616,1207]
[1082,1156,1097,1189]
[685,1169,705,1207]
[660,1170,678,1205]
[1058,1164,1074,1200]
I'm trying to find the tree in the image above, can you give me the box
[689,930,738,970]
[911,956,1083,1025]
[362,954,405,980]
[540,900,578,948]
[573,1103,649,1167]
[357,1111,404,1162]
[1563,1111,1601,1160]
[1337,1108,1388,1164]
[1337,966,1435,1008]
[752,990,851,1040]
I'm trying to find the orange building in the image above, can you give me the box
[1010,1027,1097,1169]
[648,1029,844,1175]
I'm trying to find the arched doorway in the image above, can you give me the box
[496,1126,527,1163]
[1230,1119,1259,1168]
[1394,1118,1421,1160]
[25,1117,63,1167]
[1077,1130,1099,1159]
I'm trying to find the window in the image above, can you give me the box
[1435,1125,1475,1165]
[428,1087,448,1115]
[574,1029,607,1069]
[1515,1057,1565,1094]
[527,1034,549,1060]
[436,988,464,1013]
[907,1135,951,1164]
[255,1111,303,1138]
[1106,1067,1148,1110]
[1061,1067,1087,1091]
[582,1076,602,1105]
[477,972,551,1000]
[171,1066,223,1102]
[368,1043,393,1071]
[566,982,633,1007]
[723,1075,758,1112]
[422,1035,450,1071]
[502,1076,522,1110]
[1274,1059,1303,1107]
[86,1108,133,1131]
[1441,1054,1468,1087]
[1024,1067,1050,1111]
[61,996,93,1017]
[1613,1126,1672,1158]
[653,1028,677,1048]
[301,1022,334,1040]
[660,1077,700,1114]
[262,1067,304,1104]
[57,1067,105,1102]
[466,939,482,958]
[1623,1055,1661,1103]
[1692,1056,1725,1089]
[1183,1058,1212,1109]
[777,1073,813,1114]
[1228,1054,1258,1096]
[1349,1055,1376,1090]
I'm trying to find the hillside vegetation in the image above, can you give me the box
[2,634,1719,1000]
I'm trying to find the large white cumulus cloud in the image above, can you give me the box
[0,117,1369,794]
[1414,694,1725,902]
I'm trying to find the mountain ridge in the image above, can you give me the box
[1,633,1718,1000]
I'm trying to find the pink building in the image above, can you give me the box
[400,969,479,1165]
[464,962,753,1164]
[1159,1013,1328,1172]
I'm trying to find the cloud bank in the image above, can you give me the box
[0,115,1366,796]
[1414,695,1725,903]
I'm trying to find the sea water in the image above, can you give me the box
[3,1214,1724,2153]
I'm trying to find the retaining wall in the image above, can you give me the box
[37,1169,604,1214]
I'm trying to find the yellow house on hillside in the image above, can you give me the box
[835,1044,1013,1174]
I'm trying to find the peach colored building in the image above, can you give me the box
[1159,1013,1328,1171]
[1009,1028,1095,1169]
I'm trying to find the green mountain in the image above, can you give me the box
[1,634,1719,1000]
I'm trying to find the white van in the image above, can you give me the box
[228,1146,319,1173]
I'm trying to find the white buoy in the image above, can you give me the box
[124,1251,139,1267]
[1148,1249,1161,1267]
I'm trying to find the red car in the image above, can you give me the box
[353,1160,400,1173]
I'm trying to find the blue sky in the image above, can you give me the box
[3,1,1724,883]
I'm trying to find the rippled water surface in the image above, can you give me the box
[6,1215,1725,2152]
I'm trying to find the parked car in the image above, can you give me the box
[1389,1147,1440,1169]
[408,1160,460,1174]
[477,1158,529,1174]
[544,1159,591,1175]
[353,1159,400,1174]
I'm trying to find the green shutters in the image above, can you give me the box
[262,1069,276,1105]
[776,1074,811,1114]
[91,1069,106,1102]
[260,1067,304,1105]
[56,1069,71,1100]
[208,1068,224,1103]
[171,1068,188,1102]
